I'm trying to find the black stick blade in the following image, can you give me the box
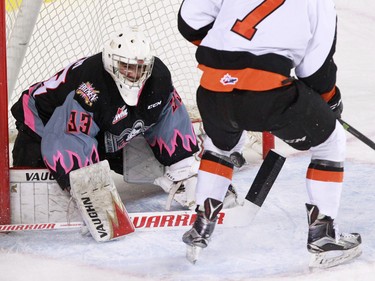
[245,150,286,207]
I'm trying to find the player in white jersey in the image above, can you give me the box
[178,0,361,267]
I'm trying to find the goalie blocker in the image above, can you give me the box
[69,160,135,242]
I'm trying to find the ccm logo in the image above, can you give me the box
[147,101,162,109]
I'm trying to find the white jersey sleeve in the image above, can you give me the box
[295,0,337,78]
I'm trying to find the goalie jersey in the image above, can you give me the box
[178,0,339,97]
[11,53,198,188]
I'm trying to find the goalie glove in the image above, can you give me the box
[154,156,240,210]
[163,156,199,182]
[154,156,199,210]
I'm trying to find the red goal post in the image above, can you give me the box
[0,0,10,225]
[1,0,274,225]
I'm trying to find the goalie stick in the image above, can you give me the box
[338,118,375,150]
[0,196,276,233]
[0,222,84,232]
[186,149,286,263]
[0,203,273,233]
[2,150,285,236]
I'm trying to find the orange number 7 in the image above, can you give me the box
[231,0,285,40]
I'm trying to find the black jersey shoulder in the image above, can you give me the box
[140,56,174,102]
[150,56,172,83]
[135,57,174,121]
[73,53,117,112]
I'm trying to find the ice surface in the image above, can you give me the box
[1,1,375,280]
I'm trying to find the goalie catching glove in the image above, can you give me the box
[154,156,199,210]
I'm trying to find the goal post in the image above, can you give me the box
[262,132,275,158]
[6,0,43,99]
[0,0,10,225]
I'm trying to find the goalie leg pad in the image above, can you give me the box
[69,160,135,242]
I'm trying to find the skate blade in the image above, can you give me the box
[309,245,362,269]
[186,245,202,264]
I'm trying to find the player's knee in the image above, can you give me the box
[203,132,246,157]
[310,121,346,162]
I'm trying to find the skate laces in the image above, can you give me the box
[333,225,357,241]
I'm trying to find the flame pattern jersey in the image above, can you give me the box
[11,53,198,188]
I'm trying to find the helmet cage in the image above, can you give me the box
[112,54,154,90]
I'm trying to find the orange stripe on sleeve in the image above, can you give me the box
[200,159,233,180]
[306,168,343,183]
[320,87,336,102]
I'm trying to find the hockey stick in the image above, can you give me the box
[0,222,84,232]
[0,205,265,233]
[338,118,375,150]
[0,197,275,233]
[245,149,286,209]
[186,149,286,263]
[2,151,286,234]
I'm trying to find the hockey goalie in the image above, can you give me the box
[9,26,241,242]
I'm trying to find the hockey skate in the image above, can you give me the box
[182,198,223,263]
[306,204,361,268]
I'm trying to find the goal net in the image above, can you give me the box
[1,0,274,224]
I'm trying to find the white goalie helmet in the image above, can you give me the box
[103,27,154,106]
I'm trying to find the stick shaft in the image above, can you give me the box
[0,222,84,232]
[338,119,375,150]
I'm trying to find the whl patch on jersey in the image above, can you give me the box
[76,82,99,106]
[112,105,128,124]
[220,73,238,86]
